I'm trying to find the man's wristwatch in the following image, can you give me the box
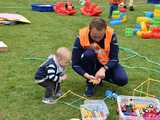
[104,65,109,70]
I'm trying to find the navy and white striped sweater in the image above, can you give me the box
[35,55,65,83]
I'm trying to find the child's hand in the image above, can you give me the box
[60,74,67,81]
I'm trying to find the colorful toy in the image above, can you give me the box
[104,89,118,101]
[133,24,141,34]
[117,95,160,120]
[110,7,127,26]
[91,79,99,85]
[110,20,121,26]
[81,108,106,120]
[120,7,127,13]
[136,17,152,24]
[129,5,160,39]
[125,28,133,37]
[143,104,160,120]
[142,31,160,39]
[80,0,102,16]
[31,4,54,12]
[80,100,109,120]
[54,0,77,15]
[141,22,148,32]
[144,11,153,18]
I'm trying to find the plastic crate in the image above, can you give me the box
[80,100,109,120]
[117,95,160,120]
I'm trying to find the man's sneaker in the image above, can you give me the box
[42,97,56,104]
[84,84,94,97]
[55,90,63,97]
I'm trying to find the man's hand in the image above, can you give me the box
[92,78,101,85]
[84,73,96,82]
[95,67,106,81]
[90,43,99,49]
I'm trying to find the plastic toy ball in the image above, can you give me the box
[104,89,118,100]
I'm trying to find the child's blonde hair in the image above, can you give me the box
[56,47,71,62]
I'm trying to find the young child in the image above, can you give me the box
[108,0,125,18]
[35,47,71,104]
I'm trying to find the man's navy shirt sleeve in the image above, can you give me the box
[72,37,86,76]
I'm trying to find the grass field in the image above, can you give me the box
[0,0,160,120]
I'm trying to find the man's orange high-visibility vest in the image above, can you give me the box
[79,26,114,65]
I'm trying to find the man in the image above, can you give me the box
[72,17,128,97]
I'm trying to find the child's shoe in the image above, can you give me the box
[55,89,63,97]
[42,97,56,104]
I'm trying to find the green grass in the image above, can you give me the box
[0,0,160,120]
